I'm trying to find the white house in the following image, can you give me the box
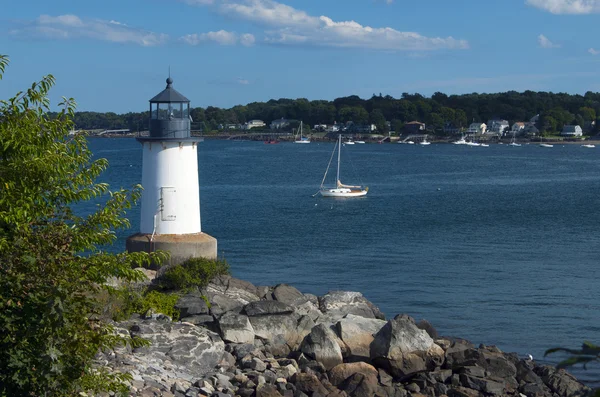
[467,123,487,134]
[243,120,266,130]
[511,122,525,133]
[561,125,583,137]
[487,119,510,135]
[270,118,290,130]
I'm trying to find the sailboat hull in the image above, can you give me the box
[294,140,311,144]
[319,188,368,197]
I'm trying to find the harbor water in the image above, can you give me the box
[90,138,600,381]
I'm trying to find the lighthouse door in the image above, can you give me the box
[160,187,177,221]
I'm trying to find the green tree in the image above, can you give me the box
[0,55,163,396]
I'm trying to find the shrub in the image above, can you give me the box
[0,55,165,395]
[156,257,230,291]
[134,290,181,320]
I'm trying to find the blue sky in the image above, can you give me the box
[2,0,600,112]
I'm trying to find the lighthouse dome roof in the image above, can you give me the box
[149,77,190,103]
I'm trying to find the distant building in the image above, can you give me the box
[243,120,266,130]
[561,125,583,137]
[219,123,241,130]
[326,124,341,133]
[467,123,487,134]
[270,118,290,130]
[487,119,510,135]
[443,122,461,134]
[404,121,426,134]
[511,122,526,134]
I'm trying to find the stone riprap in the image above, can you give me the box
[98,277,591,397]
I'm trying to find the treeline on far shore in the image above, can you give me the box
[63,91,600,136]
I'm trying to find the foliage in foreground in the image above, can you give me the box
[0,55,165,396]
[545,341,600,397]
[155,256,230,292]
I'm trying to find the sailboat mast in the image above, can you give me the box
[336,134,341,183]
[300,121,303,139]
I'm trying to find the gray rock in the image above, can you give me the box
[179,314,215,328]
[318,291,385,322]
[206,275,261,304]
[129,319,224,375]
[459,374,505,395]
[249,312,313,352]
[272,284,305,304]
[256,383,283,397]
[335,314,387,360]
[535,365,591,397]
[300,323,343,371]
[370,314,444,378]
[217,312,255,344]
[250,357,268,372]
[175,293,210,318]
[245,300,295,316]
[290,373,329,396]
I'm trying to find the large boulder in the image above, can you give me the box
[272,284,305,304]
[121,316,225,382]
[247,308,314,353]
[335,314,387,360]
[300,323,343,370]
[328,362,379,387]
[174,293,210,318]
[217,312,255,344]
[535,365,591,397]
[318,291,385,322]
[244,301,294,316]
[370,314,444,378]
[205,275,261,309]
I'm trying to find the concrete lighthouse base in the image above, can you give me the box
[126,232,218,270]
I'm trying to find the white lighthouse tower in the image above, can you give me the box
[126,77,217,266]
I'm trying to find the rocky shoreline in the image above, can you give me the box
[98,275,591,397]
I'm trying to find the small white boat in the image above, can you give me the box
[508,132,521,147]
[319,135,368,198]
[344,140,355,145]
[480,143,490,147]
[539,136,553,148]
[419,136,431,145]
[452,134,467,145]
[406,140,415,144]
[465,141,481,147]
[582,144,595,148]
[294,121,310,144]
[355,140,366,144]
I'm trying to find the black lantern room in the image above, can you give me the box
[148,77,191,139]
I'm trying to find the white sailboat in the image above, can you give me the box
[419,135,431,145]
[508,131,521,147]
[294,121,310,144]
[582,143,595,148]
[319,135,368,198]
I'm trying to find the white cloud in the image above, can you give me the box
[186,0,468,51]
[180,30,255,46]
[538,34,560,48]
[589,48,600,55]
[237,77,250,85]
[9,14,167,46]
[526,0,600,14]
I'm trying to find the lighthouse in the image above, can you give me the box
[126,77,217,266]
